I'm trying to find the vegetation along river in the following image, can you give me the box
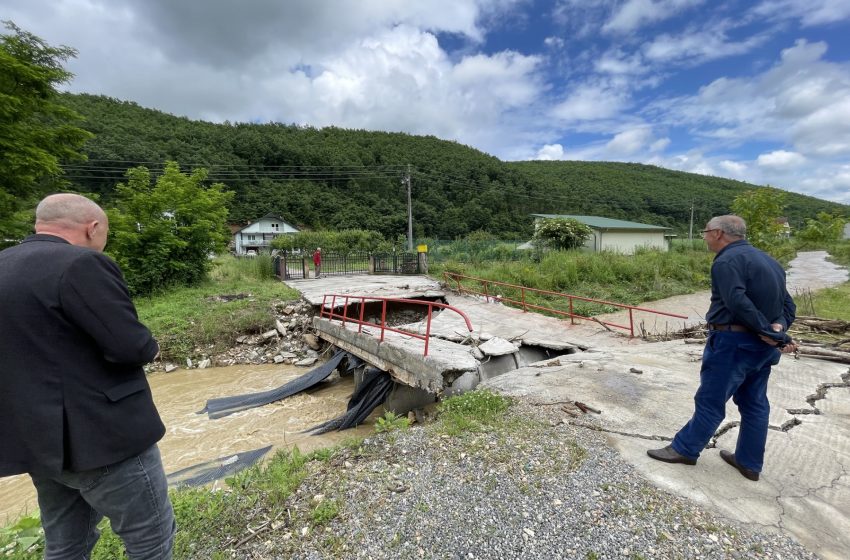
[0,363,374,523]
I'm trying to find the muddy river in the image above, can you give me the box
[1,363,376,524]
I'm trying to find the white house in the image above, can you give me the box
[233,214,299,255]
[531,214,673,254]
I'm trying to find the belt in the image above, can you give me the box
[708,323,749,332]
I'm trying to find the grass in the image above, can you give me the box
[433,246,714,316]
[436,390,512,436]
[135,255,300,361]
[374,411,411,434]
[800,283,850,321]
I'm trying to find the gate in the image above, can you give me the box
[275,252,306,280]
[320,252,370,276]
[373,252,420,274]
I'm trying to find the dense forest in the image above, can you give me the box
[59,94,848,240]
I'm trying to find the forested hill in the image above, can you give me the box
[60,94,847,239]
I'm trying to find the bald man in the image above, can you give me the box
[0,194,175,559]
[648,215,797,482]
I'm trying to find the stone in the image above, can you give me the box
[472,347,485,360]
[236,335,248,344]
[198,358,211,369]
[261,329,278,340]
[304,333,321,350]
[294,357,317,367]
[282,305,295,315]
[478,337,518,356]
[186,358,193,368]
[275,319,288,335]
[164,364,178,373]
[273,355,284,364]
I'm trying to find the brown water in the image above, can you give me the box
[1,363,376,524]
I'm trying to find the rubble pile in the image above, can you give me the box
[157,299,326,373]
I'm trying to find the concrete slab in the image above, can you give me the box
[480,341,850,559]
[402,293,621,350]
[313,317,478,393]
[285,274,444,306]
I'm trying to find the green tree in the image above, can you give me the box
[107,162,233,295]
[271,229,387,254]
[730,187,787,251]
[797,212,846,245]
[0,22,93,243]
[532,218,593,250]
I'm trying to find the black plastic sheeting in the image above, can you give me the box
[165,445,272,488]
[307,367,393,435]
[199,349,347,419]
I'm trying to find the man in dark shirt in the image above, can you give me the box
[0,194,175,558]
[648,215,797,481]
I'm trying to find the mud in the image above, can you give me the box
[1,362,374,524]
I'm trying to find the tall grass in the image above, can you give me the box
[135,255,299,361]
[210,254,276,282]
[433,247,714,315]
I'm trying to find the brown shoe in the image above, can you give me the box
[720,450,759,481]
[647,445,697,465]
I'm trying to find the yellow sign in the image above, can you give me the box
[417,244,428,253]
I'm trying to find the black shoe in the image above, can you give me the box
[647,445,697,465]
[720,450,760,481]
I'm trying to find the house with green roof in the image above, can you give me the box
[531,214,674,254]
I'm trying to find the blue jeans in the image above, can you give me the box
[30,444,175,560]
[671,331,781,472]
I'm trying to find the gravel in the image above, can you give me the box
[242,400,816,560]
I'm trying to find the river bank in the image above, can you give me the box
[236,399,815,560]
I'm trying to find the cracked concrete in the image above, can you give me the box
[481,343,850,559]
[296,250,850,559]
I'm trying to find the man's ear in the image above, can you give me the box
[86,221,99,240]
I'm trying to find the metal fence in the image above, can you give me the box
[320,252,370,276]
[274,253,306,280]
[373,252,420,274]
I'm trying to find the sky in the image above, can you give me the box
[4,0,850,204]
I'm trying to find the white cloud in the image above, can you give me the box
[544,36,564,49]
[646,40,850,158]
[606,126,653,155]
[753,0,850,27]
[603,0,705,34]
[643,26,769,65]
[756,150,806,169]
[536,144,567,160]
[551,84,629,122]
[719,160,748,176]
[650,137,670,152]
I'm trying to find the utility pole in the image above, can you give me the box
[405,164,413,252]
[689,200,694,241]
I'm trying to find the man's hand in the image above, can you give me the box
[759,322,796,353]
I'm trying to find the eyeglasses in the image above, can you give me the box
[700,228,720,237]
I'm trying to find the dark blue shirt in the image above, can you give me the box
[705,239,795,343]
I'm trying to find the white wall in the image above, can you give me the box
[596,231,668,254]
[234,218,299,254]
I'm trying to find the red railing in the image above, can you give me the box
[442,272,687,337]
[319,294,474,357]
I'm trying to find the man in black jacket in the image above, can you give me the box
[0,194,175,559]
[648,215,797,482]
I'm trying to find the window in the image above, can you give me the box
[271,223,279,231]
[247,235,256,241]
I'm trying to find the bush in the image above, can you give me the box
[107,162,233,295]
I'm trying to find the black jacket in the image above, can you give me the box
[0,234,163,476]
[705,239,796,344]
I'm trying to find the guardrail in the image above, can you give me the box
[319,294,473,356]
[442,272,687,337]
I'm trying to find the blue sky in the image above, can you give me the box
[5,0,850,203]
